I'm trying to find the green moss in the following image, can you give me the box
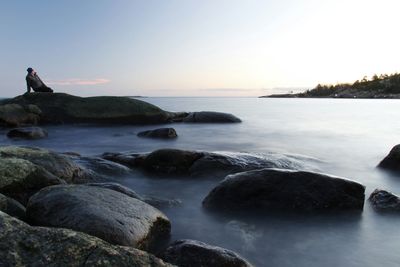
[0,158,37,188]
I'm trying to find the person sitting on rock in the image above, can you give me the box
[26,67,54,93]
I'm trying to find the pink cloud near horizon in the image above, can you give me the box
[46,78,111,86]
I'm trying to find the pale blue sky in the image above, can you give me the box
[1,0,399,97]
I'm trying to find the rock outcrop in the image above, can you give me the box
[26,185,171,251]
[7,127,48,139]
[0,104,41,127]
[0,146,96,183]
[369,189,400,211]
[378,144,400,171]
[138,128,178,139]
[1,93,174,124]
[161,239,252,267]
[103,149,311,177]
[183,111,241,123]
[0,211,172,267]
[0,157,64,205]
[0,193,26,220]
[203,168,365,212]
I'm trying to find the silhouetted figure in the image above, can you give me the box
[26,67,53,93]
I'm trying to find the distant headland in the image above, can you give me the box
[261,73,400,99]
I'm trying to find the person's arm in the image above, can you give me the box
[26,77,31,93]
[37,75,47,87]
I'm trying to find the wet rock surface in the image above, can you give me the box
[7,126,48,139]
[182,111,241,123]
[0,193,26,220]
[26,184,171,251]
[203,168,365,212]
[138,128,178,139]
[369,189,400,211]
[161,239,253,267]
[0,211,173,267]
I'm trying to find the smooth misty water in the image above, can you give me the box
[1,97,400,267]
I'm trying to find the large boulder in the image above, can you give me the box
[161,239,252,267]
[0,157,64,205]
[203,168,365,212]
[0,146,96,183]
[0,211,173,267]
[368,189,400,211]
[0,103,41,127]
[26,185,171,251]
[7,127,48,139]
[183,111,241,123]
[138,128,178,139]
[378,144,400,171]
[0,193,26,220]
[1,93,175,124]
[103,149,311,177]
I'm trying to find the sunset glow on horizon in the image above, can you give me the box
[1,0,399,97]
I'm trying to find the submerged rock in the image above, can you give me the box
[378,144,400,171]
[0,211,172,267]
[7,127,48,139]
[0,103,41,127]
[0,157,64,205]
[183,111,241,123]
[26,185,171,251]
[203,168,365,212]
[103,149,313,177]
[161,239,253,267]
[138,128,178,139]
[0,146,96,183]
[1,93,174,124]
[0,193,26,220]
[369,189,400,211]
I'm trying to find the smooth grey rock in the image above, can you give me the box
[378,144,400,171]
[183,111,241,123]
[0,157,64,205]
[0,193,26,220]
[26,185,171,251]
[0,146,96,183]
[138,128,178,139]
[7,127,48,139]
[0,104,41,127]
[161,239,253,267]
[203,168,365,212]
[0,211,173,267]
[86,182,143,200]
[369,189,400,211]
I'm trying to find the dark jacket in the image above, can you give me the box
[26,73,45,92]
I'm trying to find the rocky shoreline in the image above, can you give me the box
[1,93,400,266]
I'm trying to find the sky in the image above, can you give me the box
[1,0,399,97]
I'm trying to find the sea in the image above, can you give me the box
[1,97,400,267]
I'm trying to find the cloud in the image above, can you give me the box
[46,78,111,86]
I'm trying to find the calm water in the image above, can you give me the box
[1,97,400,267]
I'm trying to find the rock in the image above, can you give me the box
[183,111,241,123]
[0,211,173,267]
[138,128,178,139]
[0,193,26,220]
[72,156,131,176]
[86,182,143,199]
[0,157,64,205]
[1,93,174,124]
[26,185,171,251]
[378,144,400,171]
[0,146,96,183]
[7,127,48,139]
[86,182,181,208]
[161,239,253,267]
[0,103,41,127]
[368,189,400,211]
[103,149,312,177]
[203,168,365,212]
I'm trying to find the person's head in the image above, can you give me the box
[27,67,35,75]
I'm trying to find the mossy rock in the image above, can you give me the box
[0,211,173,267]
[0,104,41,127]
[1,93,174,124]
